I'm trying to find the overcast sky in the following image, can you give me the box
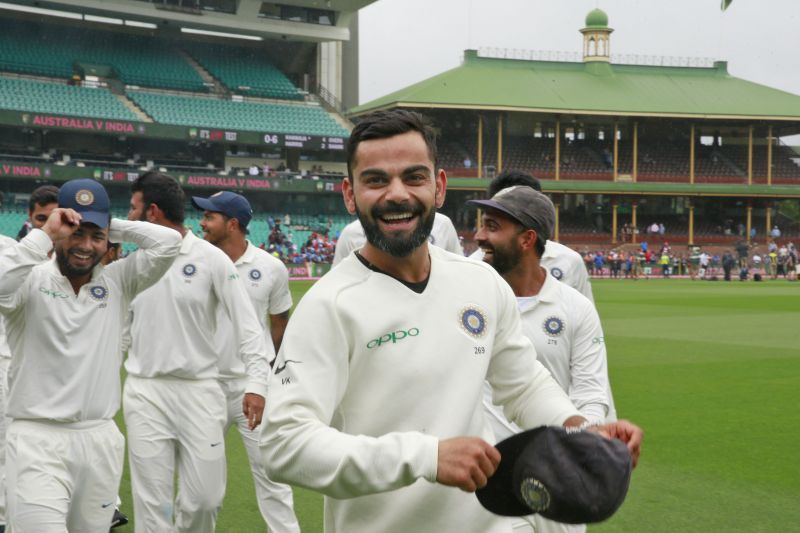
[358,0,800,111]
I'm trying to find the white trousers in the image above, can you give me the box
[220,379,300,533]
[0,357,9,526]
[6,419,124,533]
[123,376,226,533]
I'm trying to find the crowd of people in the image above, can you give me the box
[578,239,798,281]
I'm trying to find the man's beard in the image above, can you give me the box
[356,199,436,258]
[55,246,103,278]
[477,240,522,275]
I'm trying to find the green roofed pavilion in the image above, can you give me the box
[350,51,800,122]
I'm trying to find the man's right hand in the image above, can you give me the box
[436,437,501,492]
[42,208,82,242]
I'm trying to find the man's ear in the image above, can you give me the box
[343,177,357,215]
[519,228,538,252]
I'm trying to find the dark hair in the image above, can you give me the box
[132,171,185,224]
[346,109,438,179]
[29,185,59,212]
[487,170,542,197]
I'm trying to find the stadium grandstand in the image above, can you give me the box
[2,3,800,256]
[0,0,373,262]
[351,8,800,250]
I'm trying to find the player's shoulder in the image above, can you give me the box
[189,234,234,266]
[431,245,503,280]
[339,218,363,237]
[248,244,287,270]
[545,240,582,261]
[0,234,16,248]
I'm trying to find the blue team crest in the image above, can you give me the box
[460,306,488,338]
[249,268,262,281]
[543,316,565,337]
[550,267,564,280]
[182,263,197,277]
[89,285,108,301]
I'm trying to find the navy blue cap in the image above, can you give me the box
[58,179,111,229]
[191,191,253,229]
[476,426,632,523]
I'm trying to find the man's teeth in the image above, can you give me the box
[382,213,413,221]
[73,252,91,259]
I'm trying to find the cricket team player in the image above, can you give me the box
[0,178,181,532]
[194,191,301,533]
[332,211,463,266]
[123,172,272,533]
[0,234,16,532]
[260,109,642,533]
[470,170,594,302]
[470,186,612,533]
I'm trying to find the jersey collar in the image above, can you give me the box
[235,240,258,266]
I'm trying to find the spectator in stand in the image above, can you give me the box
[771,225,781,239]
[658,223,665,236]
[767,248,779,279]
[788,243,798,281]
[736,240,750,268]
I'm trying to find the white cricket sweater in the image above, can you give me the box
[125,230,270,397]
[0,233,17,359]
[0,221,181,422]
[216,241,291,380]
[332,212,464,266]
[261,245,579,533]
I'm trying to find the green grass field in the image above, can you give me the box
[115,278,800,532]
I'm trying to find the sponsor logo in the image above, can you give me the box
[550,267,564,280]
[248,268,262,281]
[274,359,302,375]
[543,316,565,337]
[366,328,420,349]
[460,306,487,338]
[210,442,222,447]
[101,502,115,509]
[39,287,69,299]
[89,285,108,301]
[182,264,197,277]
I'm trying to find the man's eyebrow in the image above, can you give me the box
[358,165,431,179]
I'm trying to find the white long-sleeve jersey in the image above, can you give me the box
[216,241,291,380]
[471,239,594,302]
[0,221,181,422]
[125,230,271,397]
[332,212,463,266]
[261,245,579,533]
[0,234,17,359]
[484,270,611,444]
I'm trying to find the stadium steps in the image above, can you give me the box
[115,94,153,123]
[177,49,229,97]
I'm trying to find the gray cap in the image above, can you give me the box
[467,185,555,240]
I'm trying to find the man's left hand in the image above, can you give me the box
[242,393,265,430]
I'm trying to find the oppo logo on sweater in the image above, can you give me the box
[367,328,420,349]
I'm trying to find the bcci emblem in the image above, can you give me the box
[249,268,262,281]
[543,316,565,337]
[183,264,197,277]
[550,267,564,280]
[89,285,108,301]
[520,478,550,512]
[75,189,94,206]
[460,306,487,338]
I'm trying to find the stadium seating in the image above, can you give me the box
[0,17,205,92]
[186,42,303,100]
[128,91,349,137]
[0,77,138,121]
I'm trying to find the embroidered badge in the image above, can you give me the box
[89,285,108,301]
[460,306,488,338]
[543,316,565,337]
[75,189,94,206]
